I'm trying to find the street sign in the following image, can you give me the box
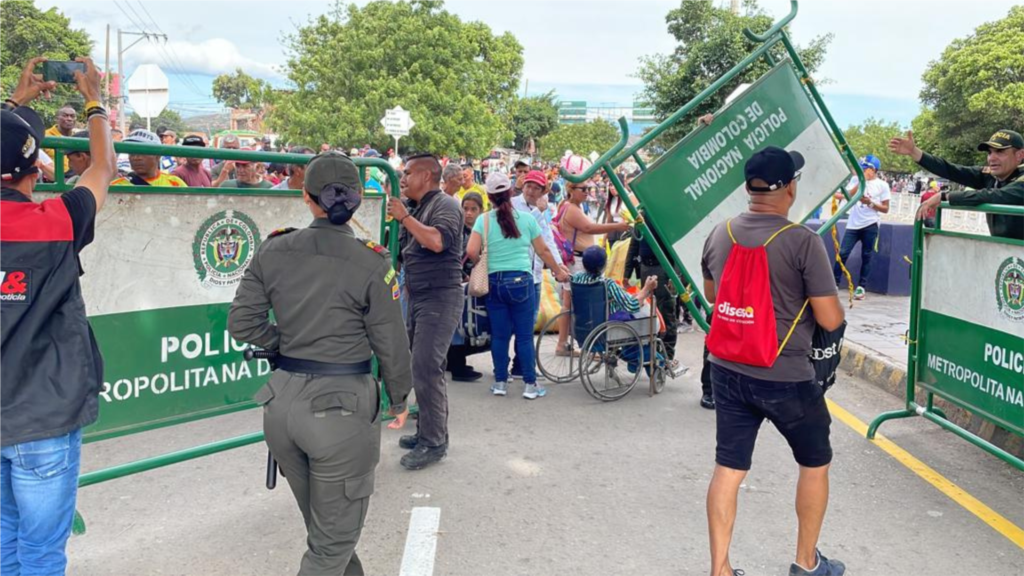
[127,64,170,121]
[380,106,415,137]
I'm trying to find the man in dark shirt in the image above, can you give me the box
[1,56,116,576]
[890,129,1023,239]
[386,153,465,470]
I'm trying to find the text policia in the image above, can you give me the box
[684,101,790,201]
[98,330,271,403]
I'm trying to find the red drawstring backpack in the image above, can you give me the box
[706,219,810,367]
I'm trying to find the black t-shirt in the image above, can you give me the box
[60,186,97,254]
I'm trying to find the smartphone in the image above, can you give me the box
[42,61,85,84]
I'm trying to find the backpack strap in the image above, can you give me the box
[777,298,810,356]
[726,219,737,244]
[763,223,800,246]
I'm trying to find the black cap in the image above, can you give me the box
[182,135,206,147]
[744,146,805,193]
[582,245,607,274]
[977,129,1024,151]
[1,107,45,182]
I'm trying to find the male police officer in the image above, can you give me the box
[890,129,1024,239]
[229,151,412,576]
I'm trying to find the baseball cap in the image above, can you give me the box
[485,171,512,195]
[1,107,45,181]
[859,154,881,172]
[744,146,805,193]
[233,147,257,165]
[182,135,206,147]
[524,170,547,188]
[977,129,1024,151]
[305,151,363,196]
[581,245,607,274]
[124,129,160,144]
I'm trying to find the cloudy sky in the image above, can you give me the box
[36,0,1019,127]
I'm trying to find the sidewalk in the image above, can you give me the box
[842,294,910,368]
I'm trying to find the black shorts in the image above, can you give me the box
[711,363,833,471]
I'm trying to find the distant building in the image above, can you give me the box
[557,100,656,135]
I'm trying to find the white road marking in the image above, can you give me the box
[399,507,441,576]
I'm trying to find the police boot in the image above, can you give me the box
[400,444,447,470]
[399,434,419,450]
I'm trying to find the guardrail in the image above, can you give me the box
[867,203,1023,470]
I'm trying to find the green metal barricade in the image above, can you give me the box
[868,204,1024,471]
[556,0,864,331]
[37,137,404,532]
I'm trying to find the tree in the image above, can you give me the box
[842,118,917,174]
[914,6,1024,165]
[538,120,619,162]
[270,0,523,156]
[0,0,93,124]
[212,68,273,110]
[637,0,831,145]
[128,108,190,136]
[509,91,559,150]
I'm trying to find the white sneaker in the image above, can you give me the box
[491,381,508,396]
[523,383,548,400]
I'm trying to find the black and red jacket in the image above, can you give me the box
[1,187,103,447]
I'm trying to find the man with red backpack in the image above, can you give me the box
[700,147,846,576]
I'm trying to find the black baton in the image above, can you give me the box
[244,348,280,490]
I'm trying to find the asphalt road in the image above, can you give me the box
[67,332,1024,575]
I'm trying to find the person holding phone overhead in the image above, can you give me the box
[1,56,117,576]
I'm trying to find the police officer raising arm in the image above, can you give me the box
[1,56,116,576]
[889,129,1024,239]
[228,151,412,576]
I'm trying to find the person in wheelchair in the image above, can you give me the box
[570,246,684,376]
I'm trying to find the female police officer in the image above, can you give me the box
[229,151,411,576]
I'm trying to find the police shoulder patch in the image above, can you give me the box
[268,227,297,238]
[356,237,390,260]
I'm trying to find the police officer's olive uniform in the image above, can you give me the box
[229,152,411,576]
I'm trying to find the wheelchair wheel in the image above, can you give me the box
[535,311,579,383]
[579,321,642,401]
[651,339,667,395]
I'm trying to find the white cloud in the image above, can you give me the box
[123,38,284,80]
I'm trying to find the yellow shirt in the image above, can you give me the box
[457,183,489,210]
[44,126,71,172]
[111,173,188,187]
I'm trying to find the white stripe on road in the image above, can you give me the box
[399,507,441,576]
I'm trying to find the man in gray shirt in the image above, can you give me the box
[700,147,846,576]
[386,153,465,470]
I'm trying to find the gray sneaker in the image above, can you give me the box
[522,383,548,399]
[789,549,845,576]
[491,381,508,396]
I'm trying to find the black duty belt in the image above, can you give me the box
[276,355,372,376]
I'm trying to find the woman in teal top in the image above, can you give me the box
[467,173,568,399]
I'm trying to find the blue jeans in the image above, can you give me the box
[487,272,537,384]
[510,282,542,376]
[1,429,83,576]
[833,223,879,287]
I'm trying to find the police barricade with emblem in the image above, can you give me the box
[868,206,1024,470]
[32,140,403,533]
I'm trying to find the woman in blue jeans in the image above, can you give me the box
[467,173,569,399]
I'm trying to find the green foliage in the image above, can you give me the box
[270,0,523,156]
[509,91,559,150]
[128,108,190,135]
[916,6,1024,165]
[0,0,93,124]
[637,0,831,146]
[538,120,618,162]
[842,118,917,174]
[212,68,273,110]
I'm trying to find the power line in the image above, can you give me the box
[111,0,208,99]
[133,0,208,97]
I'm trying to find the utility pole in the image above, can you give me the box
[117,29,168,133]
[730,0,740,15]
[104,25,111,106]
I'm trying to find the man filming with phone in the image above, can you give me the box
[1,56,116,575]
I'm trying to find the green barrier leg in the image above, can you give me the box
[866,408,915,439]
[926,392,948,420]
[918,405,1024,472]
